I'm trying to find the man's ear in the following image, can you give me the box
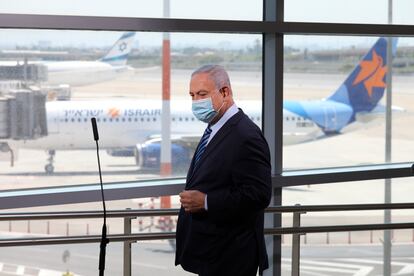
[220,86,229,98]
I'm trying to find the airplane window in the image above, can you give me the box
[115,118,119,122]
[153,118,156,122]
[64,118,68,123]
[147,118,150,122]
[127,118,131,122]
[84,118,87,122]
[191,118,195,121]
[256,117,260,121]
[122,118,126,122]
[172,118,176,122]
[103,118,107,122]
[109,118,113,122]
[97,118,100,122]
[185,118,188,121]
[77,118,81,122]
[71,118,75,122]
[179,118,182,121]
[140,118,144,122]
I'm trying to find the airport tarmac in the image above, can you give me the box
[0,70,413,270]
[0,240,413,276]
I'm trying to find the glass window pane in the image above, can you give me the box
[281,177,413,275]
[0,0,262,21]
[286,0,414,25]
[283,35,413,170]
[0,29,262,190]
[0,198,185,275]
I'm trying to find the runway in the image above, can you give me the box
[0,69,413,275]
[0,240,413,276]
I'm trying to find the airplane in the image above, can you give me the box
[0,32,136,87]
[0,37,400,173]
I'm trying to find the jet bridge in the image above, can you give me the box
[0,89,47,140]
[0,62,49,140]
[0,63,47,83]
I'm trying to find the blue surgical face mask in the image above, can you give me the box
[192,97,218,123]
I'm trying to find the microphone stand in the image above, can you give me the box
[91,118,109,276]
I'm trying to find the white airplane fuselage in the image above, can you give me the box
[0,60,131,87]
[45,61,131,86]
[5,99,369,152]
[0,32,135,87]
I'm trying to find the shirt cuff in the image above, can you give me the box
[204,194,208,211]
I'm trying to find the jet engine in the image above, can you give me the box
[134,138,194,173]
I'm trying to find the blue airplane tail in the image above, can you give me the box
[328,37,397,114]
[99,32,135,66]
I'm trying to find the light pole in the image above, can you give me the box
[383,0,393,275]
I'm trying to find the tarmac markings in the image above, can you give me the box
[282,257,414,276]
[0,262,81,276]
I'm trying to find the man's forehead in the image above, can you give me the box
[190,73,214,87]
[191,72,211,82]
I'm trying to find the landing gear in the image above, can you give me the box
[45,150,55,174]
[0,143,14,167]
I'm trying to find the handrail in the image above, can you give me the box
[265,202,414,213]
[0,209,181,221]
[0,203,413,276]
[0,163,411,211]
[0,222,413,247]
[1,202,414,221]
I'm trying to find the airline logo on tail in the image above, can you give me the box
[285,37,398,135]
[329,37,393,114]
[352,50,387,97]
[100,32,135,66]
[118,42,128,52]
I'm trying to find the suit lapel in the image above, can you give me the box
[187,110,244,184]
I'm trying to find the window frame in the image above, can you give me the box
[0,3,413,276]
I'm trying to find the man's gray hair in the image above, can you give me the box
[191,65,231,89]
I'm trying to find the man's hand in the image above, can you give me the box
[179,190,206,213]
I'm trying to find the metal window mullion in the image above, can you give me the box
[282,21,414,36]
[277,162,413,187]
[263,0,283,275]
[0,13,272,32]
[1,13,414,36]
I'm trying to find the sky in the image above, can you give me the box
[0,0,413,50]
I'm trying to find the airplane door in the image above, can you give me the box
[323,106,337,132]
[47,111,59,134]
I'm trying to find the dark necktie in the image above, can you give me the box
[193,125,212,167]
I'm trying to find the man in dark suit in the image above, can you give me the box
[175,65,272,276]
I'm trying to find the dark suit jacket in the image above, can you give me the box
[175,109,272,276]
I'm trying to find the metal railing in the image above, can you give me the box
[0,203,413,276]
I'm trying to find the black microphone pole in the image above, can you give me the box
[91,117,109,276]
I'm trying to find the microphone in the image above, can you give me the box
[91,117,99,141]
[91,117,109,276]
